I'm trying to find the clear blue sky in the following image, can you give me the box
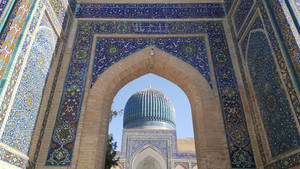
[109,73,194,149]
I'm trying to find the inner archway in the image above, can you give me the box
[75,46,230,169]
[133,146,166,169]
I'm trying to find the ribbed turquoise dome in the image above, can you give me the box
[123,88,176,129]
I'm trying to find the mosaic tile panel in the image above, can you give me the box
[247,31,300,157]
[268,0,300,80]
[289,0,300,25]
[0,0,10,17]
[224,0,234,13]
[49,0,66,25]
[0,1,59,167]
[0,0,45,133]
[114,129,197,169]
[240,16,263,57]
[233,0,254,33]
[93,37,211,87]
[30,9,73,168]
[229,0,300,168]
[46,21,256,168]
[0,0,34,82]
[67,0,76,13]
[258,1,300,125]
[30,40,62,169]
[0,147,27,168]
[0,0,15,31]
[0,19,57,155]
[75,3,225,18]
[293,0,300,12]
[120,130,176,169]
[265,152,300,169]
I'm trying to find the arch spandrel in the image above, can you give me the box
[76,46,229,169]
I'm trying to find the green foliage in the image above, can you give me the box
[105,108,123,169]
[109,109,123,122]
[105,134,119,169]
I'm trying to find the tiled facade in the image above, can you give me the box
[0,0,299,169]
[45,20,255,168]
[117,129,197,169]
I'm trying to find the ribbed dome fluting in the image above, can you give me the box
[123,88,176,129]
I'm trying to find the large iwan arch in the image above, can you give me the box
[75,47,229,169]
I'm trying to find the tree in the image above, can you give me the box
[105,134,119,169]
[105,109,122,169]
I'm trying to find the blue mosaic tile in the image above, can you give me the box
[288,0,300,29]
[267,0,300,81]
[93,37,211,87]
[68,0,76,12]
[0,0,12,21]
[75,3,225,18]
[293,0,300,13]
[1,24,57,154]
[0,0,22,47]
[247,31,300,157]
[240,16,263,57]
[258,1,300,125]
[224,0,234,13]
[233,0,254,33]
[229,0,300,168]
[46,21,256,168]
[117,130,196,169]
[49,0,66,25]
[265,152,300,169]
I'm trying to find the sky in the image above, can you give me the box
[108,73,194,149]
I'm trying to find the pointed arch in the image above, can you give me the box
[175,164,187,169]
[75,46,229,169]
[132,146,166,169]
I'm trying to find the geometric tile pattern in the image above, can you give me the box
[233,0,254,33]
[75,3,225,18]
[247,30,300,157]
[46,20,256,168]
[289,0,300,25]
[49,0,66,24]
[1,0,298,168]
[0,0,46,132]
[0,0,59,167]
[0,0,34,82]
[0,0,11,17]
[0,0,15,29]
[224,0,234,13]
[93,37,211,87]
[240,16,263,57]
[0,147,27,168]
[229,0,300,168]
[118,130,196,169]
[0,27,57,154]
[268,0,300,80]
[294,0,300,13]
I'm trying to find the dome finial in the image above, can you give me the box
[149,84,151,88]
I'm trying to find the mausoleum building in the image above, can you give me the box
[114,87,197,169]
